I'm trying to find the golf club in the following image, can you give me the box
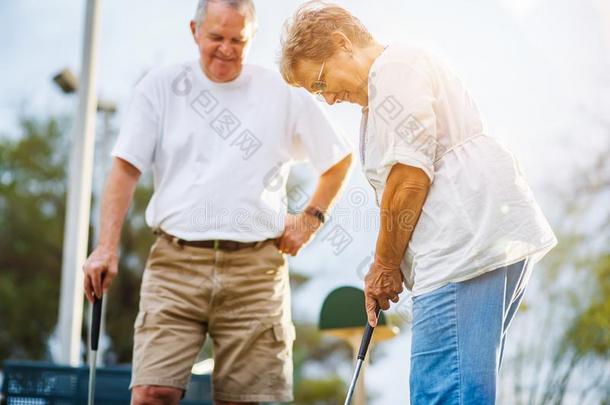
[88,291,103,405]
[344,306,381,405]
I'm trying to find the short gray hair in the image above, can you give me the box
[194,0,258,33]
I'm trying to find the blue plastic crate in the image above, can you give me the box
[1,361,212,404]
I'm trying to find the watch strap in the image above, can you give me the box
[304,206,327,224]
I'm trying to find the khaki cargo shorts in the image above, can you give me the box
[130,236,295,403]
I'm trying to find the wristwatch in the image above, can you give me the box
[304,206,327,224]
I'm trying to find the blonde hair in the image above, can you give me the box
[279,1,373,86]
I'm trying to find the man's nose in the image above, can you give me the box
[218,41,234,57]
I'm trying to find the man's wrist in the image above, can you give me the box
[304,206,327,224]
[299,211,322,233]
[97,240,119,253]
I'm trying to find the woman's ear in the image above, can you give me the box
[330,31,353,54]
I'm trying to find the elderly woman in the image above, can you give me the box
[279,2,557,404]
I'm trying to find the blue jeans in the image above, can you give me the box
[410,259,530,405]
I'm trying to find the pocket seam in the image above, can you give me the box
[272,323,296,342]
[134,311,147,328]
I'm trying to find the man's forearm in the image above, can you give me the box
[375,164,430,269]
[97,158,141,251]
[306,153,353,213]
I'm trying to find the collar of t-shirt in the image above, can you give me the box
[191,59,252,90]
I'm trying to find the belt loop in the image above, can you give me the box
[213,240,220,250]
[171,235,184,249]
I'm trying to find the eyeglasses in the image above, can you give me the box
[310,61,327,101]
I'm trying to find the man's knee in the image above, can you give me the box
[131,385,182,405]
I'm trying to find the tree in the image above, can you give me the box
[0,117,67,362]
[502,136,610,404]
[0,115,154,365]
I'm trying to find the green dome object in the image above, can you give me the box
[319,286,390,330]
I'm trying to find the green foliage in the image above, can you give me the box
[0,117,67,363]
[0,116,154,365]
[294,376,347,404]
[507,141,610,404]
[562,255,610,358]
[292,321,350,404]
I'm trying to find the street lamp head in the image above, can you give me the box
[53,69,79,94]
[96,99,117,114]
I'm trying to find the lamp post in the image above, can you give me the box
[53,65,117,367]
[53,0,103,366]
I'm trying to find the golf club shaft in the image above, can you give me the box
[344,359,363,405]
[88,294,103,405]
[344,306,381,405]
[88,349,98,405]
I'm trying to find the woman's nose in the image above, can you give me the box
[323,93,337,105]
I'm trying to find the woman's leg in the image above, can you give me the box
[498,259,531,369]
[410,282,464,405]
[410,260,528,405]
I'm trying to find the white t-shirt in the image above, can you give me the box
[361,44,557,296]
[112,61,351,242]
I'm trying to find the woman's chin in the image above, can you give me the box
[351,96,365,107]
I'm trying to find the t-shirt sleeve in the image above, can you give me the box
[369,60,437,182]
[111,74,161,174]
[289,89,352,174]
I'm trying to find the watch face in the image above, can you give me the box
[305,207,326,223]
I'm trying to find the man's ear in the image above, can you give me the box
[190,20,198,41]
[330,31,352,53]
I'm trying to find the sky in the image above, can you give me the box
[1,0,609,403]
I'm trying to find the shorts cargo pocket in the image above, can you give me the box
[134,311,147,329]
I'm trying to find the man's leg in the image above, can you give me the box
[132,388,259,405]
[131,385,182,405]
[131,388,258,405]
[130,237,213,403]
[208,241,295,403]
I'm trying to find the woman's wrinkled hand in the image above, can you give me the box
[364,260,404,326]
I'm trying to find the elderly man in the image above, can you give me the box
[82,1,352,404]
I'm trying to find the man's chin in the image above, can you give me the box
[200,61,241,83]
[211,69,240,83]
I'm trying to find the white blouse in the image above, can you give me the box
[361,44,557,296]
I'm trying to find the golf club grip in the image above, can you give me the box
[91,295,103,351]
[357,307,381,360]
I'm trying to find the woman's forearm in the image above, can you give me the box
[375,164,430,270]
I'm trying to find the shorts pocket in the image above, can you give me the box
[264,242,285,262]
[134,311,147,329]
